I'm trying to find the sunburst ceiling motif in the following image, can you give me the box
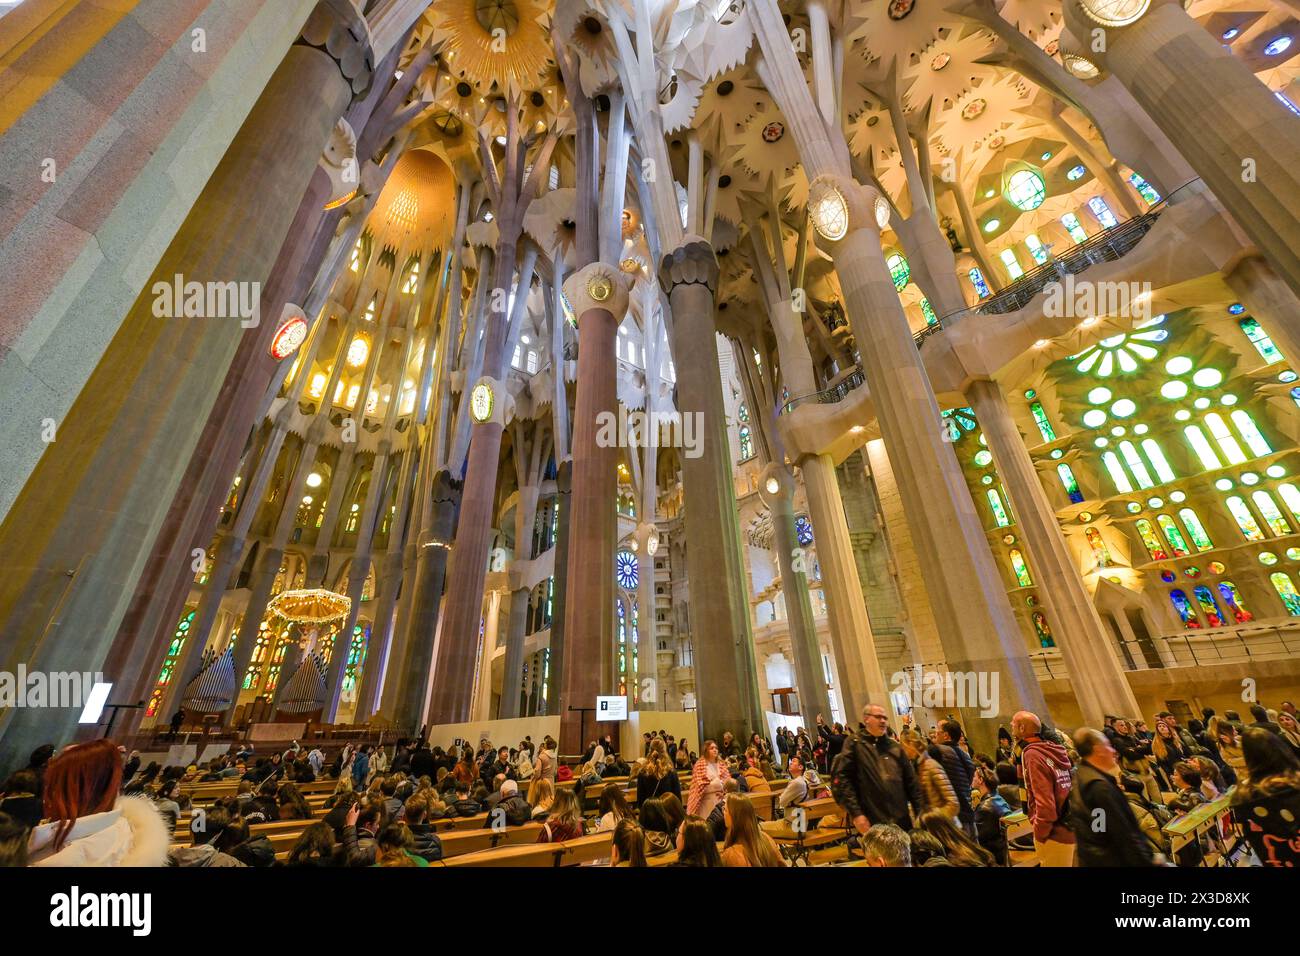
[429,0,553,94]
[900,26,996,113]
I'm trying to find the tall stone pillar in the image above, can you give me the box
[0,0,374,767]
[556,262,627,753]
[1063,0,1300,298]
[758,465,833,724]
[473,590,504,722]
[498,584,532,719]
[397,470,457,727]
[546,461,573,717]
[808,174,1046,743]
[966,379,1139,725]
[354,550,403,721]
[659,239,765,742]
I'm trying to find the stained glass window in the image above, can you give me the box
[921,299,938,327]
[1009,549,1033,587]
[1006,169,1047,211]
[615,550,638,590]
[968,268,991,299]
[146,610,196,716]
[616,602,627,696]
[1205,413,1248,465]
[1101,451,1135,493]
[1000,248,1024,280]
[886,252,910,290]
[738,403,749,422]
[986,489,1011,528]
[1074,330,1164,376]
[1192,585,1226,627]
[738,425,753,461]
[1140,439,1177,484]
[1229,410,1272,458]
[1271,572,1300,616]
[1025,234,1049,265]
[1183,425,1222,471]
[1277,483,1300,525]
[1085,527,1111,567]
[1032,611,1055,648]
[1224,496,1266,541]
[1087,196,1119,228]
[1217,581,1253,623]
[1155,514,1190,557]
[1057,463,1083,503]
[1030,402,1055,442]
[402,258,420,294]
[1061,213,1088,244]
[1127,172,1161,205]
[1135,519,1168,561]
[795,515,814,546]
[1178,508,1214,551]
[342,624,370,693]
[1169,589,1198,628]
[1238,317,1284,364]
[1119,441,1155,489]
[1251,491,1292,536]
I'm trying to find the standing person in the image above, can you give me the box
[1012,710,1076,867]
[168,708,185,741]
[351,745,370,791]
[636,738,681,805]
[899,729,958,822]
[1066,728,1157,867]
[535,736,557,783]
[686,740,731,820]
[831,703,922,834]
[719,794,785,867]
[932,720,977,834]
[27,739,171,867]
[1231,728,1300,867]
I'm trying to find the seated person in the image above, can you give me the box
[447,783,482,817]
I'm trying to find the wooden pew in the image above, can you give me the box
[558,832,614,865]
[440,843,564,867]
[767,797,847,866]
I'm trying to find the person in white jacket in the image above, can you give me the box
[27,739,170,867]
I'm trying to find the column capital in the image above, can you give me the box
[563,261,631,322]
[807,174,890,254]
[297,0,376,102]
[658,236,719,296]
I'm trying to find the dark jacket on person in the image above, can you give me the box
[169,844,246,867]
[448,797,482,817]
[407,822,444,862]
[636,768,681,805]
[0,794,43,829]
[410,749,436,780]
[974,792,1012,865]
[483,793,532,827]
[1231,776,1300,867]
[230,835,276,868]
[830,731,922,830]
[1066,763,1156,867]
[341,825,378,866]
[931,742,976,832]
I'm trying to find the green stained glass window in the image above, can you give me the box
[1025,234,1049,265]
[1140,439,1176,484]
[1156,514,1190,557]
[1032,611,1055,648]
[1127,172,1161,205]
[1229,410,1272,458]
[1238,317,1284,364]
[1225,496,1266,541]
[1205,413,1248,465]
[1178,508,1214,551]
[921,299,938,326]
[1136,519,1168,561]
[1101,451,1134,493]
[1276,483,1300,525]
[1000,248,1024,280]
[1006,169,1046,211]
[1030,402,1055,442]
[1057,463,1083,503]
[1085,527,1111,567]
[986,489,1011,528]
[1061,213,1088,244]
[1270,572,1300,616]
[1251,491,1292,536]
[1119,441,1154,489]
[1009,549,1033,587]
[1183,425,1222,471]
[886,253,910,290]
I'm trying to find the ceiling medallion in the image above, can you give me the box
[470,381,495,423]
[761,121,785,143]
[930,52,950,71]
[888,0,915,21]
[988,134,1005,149]
[961,97,987,120]
[587,274,613,302]
[1044,39,1060,56]
[269,315,308,360]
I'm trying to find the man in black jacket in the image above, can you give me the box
[932,720,976,834]
[1066,728,1157,867]
[832,703,922,833]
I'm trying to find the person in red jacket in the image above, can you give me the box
[1012,710,1076,867]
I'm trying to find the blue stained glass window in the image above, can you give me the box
[968,268,991,299]
[615,550,638,590]
[795,515,813,546]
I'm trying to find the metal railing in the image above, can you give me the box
[780,366,866,415]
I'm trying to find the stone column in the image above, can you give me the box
[810,175,1046,742]
[0,0,374,767]
[1063,0,1300,298]
[556,262,627,752]
[759,464,834,724]
[545,461,573,716]
[659,239,765,741]
[1048,112,1142,219]
[354,550,403,721]
[473,590,504,722]
[966,379,1139,725]
[498,584,532,719]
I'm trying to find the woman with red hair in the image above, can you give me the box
[27,739,170,867]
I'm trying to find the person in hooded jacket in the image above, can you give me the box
[1012,710,1076,867]
[27,739,171,867]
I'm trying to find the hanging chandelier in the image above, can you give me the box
[267,588,351,624]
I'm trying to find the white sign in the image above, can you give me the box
[596,695,628,721]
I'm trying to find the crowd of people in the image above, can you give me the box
[1,699,1296,868]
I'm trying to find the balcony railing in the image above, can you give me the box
[780,366,866,415]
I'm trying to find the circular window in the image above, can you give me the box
[1005,169,1046,211]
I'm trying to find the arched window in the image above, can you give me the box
[738,425,753,461]
[1006,169,1046,211]
[1169,589,1199,628]
[1101,451,1135,493]
[986,489,1011,528]
[968,268,991,299]
[1084,527,1111,567]
[1135,519,1168,561]
[1178,508,1214,551]
[1229,410,1272,457]
[1155,515,1190,557]
[886,252,910,290]
[1277,483,1300,525]
[1057,463,1083,503]
[1251,491,1292,536]
[1217,581,1254,623]
[1031,610,1055,648]
[1061,213,1088,244]
[1118,441,1154,489]
[1127,173,1161,205]
[999,248,1024,280]
[1224,496,1266,541]
[1270,572,1300,616]
[342,624,370,694]
[1183,425,1222,471]
[1087,196,1118,228]
[1024,234,1049,265]
[401,258,420,294]
[1238,317,1284,364]
[921,299,938,326]
[1029,401,1056,442]
[1009,549,1033,587]
[1204,413,1247,464]
[1140,439,1177,483]
[1192,585,1226,627]
[738,403,749,423]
